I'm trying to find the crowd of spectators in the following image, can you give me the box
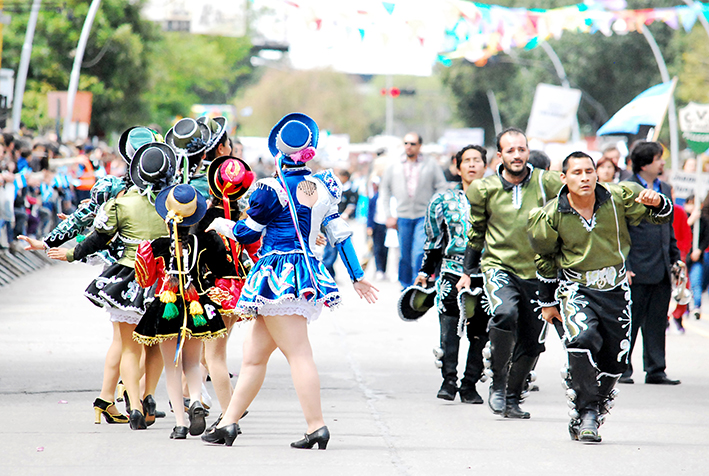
[0,128,124,249]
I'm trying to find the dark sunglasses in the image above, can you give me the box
[404,142,418,146]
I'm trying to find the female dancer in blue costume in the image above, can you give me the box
[202,113,379,448]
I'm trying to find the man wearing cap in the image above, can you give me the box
[528,151,673,442]
[458,127,562,419]
[413,145,489,403]
[379,132,447,288]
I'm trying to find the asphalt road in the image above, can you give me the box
[1,259,708,476]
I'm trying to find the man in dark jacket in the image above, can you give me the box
[621,141,682,385]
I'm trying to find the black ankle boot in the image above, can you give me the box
[567,349,601,441]
[579,408,602,442]
[459,385,483,404]
[504,355,536,419]
[291,426,330,449]
[487,328,515,415]
[438,314,461,399]
[437,379,458,401]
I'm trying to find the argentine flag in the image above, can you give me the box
[597,80,675,136]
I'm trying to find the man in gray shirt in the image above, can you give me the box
[379,132,447,287]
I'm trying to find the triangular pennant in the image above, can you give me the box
[383,2,395,15]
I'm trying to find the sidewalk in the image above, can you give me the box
[1,261,708,475]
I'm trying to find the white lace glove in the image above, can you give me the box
[206,217,237,241]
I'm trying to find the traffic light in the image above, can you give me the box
[380,87,415,97]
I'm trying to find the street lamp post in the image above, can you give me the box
[10,0,41,132]
[62,0,102,142]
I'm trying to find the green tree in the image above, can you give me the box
[235,68,375,142]
[144,32,253,129]
[2,0,160,135]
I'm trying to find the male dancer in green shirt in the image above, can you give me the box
[528,151,672,442]
[458,127,562,418]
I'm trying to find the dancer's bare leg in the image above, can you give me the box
[118,322,143,413]
[159,340,187,428]
[204,315,235,412]
[183,337,205,404]
[218,318,276,427]
[263,314,325,433]
[98,321,123,415]
[143,344,164,399]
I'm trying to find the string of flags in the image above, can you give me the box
[269,0,709,67]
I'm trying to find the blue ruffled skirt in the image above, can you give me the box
[237,250,341,321]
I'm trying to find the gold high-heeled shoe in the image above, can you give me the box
[116,382,126,402]
[93,398,129,424]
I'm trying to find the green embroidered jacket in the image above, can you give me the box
[466,165,563,280]
[527,182,673,303]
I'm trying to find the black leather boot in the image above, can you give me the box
[460,336,486,404]
[504,354,536,419]
[595,372,620,434]
[437,314,460,401]
[578,408,602,442]
[487,328,515,415]
[566,350,601,442]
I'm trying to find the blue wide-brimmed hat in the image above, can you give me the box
[267,113,319,164]
[155,184,207,227]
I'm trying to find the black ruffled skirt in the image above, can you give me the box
[85,263,154,317]
[133,295,227,345]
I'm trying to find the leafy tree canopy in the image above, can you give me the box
[2,0,254,138]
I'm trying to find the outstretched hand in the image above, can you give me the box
[205,217,237,240]
[17,235,46,251]
[635,189,661,207]
[353,278,379,304]
[47,247,69,261]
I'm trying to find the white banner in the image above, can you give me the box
[143,0,247,37]
[526,83,582,143]
[670,170,709,201]
[679,102,709,133]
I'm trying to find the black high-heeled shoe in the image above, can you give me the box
[170,426,188,440]
[142,394,157,427]
[201,423,238,446]
[188,401,206,436]
[93,398,129,424]
[207,414,243,435]
[129,409,147,430]
[290,426,330,450]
